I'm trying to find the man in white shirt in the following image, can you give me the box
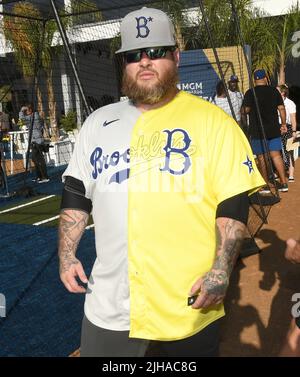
[212,80,241,123]
[228,75,244,103]
[228,75,244,124]
[277,85,297,182]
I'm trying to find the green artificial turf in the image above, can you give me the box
[0,195,94,227]
[0,195,61,225]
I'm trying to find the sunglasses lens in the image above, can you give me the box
[147,48,167,59]
[124,47,174,63]
[125,51,141,63]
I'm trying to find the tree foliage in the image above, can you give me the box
[272,4,300,84]
[4,2,44,77]
[70,0,103,26]
[154,0,191,50]
[3,2,65,138]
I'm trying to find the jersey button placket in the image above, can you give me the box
[129,114,149,336]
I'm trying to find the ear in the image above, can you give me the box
[174,48,180,67]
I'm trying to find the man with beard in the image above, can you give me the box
[58,7,264,357]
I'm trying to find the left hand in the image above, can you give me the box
[280,124,287,134]
[189,268,229,309]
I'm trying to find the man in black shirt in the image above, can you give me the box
[243,69,288,192]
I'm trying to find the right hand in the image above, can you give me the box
[59,256,88,293]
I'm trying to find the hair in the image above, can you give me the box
[25,103,34,111]
[278,84,289,97]
[216,80,226,97]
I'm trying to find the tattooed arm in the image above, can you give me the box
[58,209,89,293]
[190,217,246,309]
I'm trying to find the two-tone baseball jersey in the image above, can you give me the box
[63,90,265,341]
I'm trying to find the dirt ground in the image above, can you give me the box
[220,162,300,356]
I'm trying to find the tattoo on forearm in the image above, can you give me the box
[202,219,245,296]
[58,209,88,273]
[214,219,245,273]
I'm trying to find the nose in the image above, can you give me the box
[139,51,152,66]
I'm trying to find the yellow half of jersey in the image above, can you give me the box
[127,91,265,341]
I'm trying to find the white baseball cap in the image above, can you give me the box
[116,7,176,54]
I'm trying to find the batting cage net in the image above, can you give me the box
[0,0,285,356]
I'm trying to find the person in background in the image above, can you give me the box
[212,80,242,124]
[228,75,244,110]
[0,109,11,169]
[279,238,300,357]
[243,69,288,194]
[277,85,297,182]
[19,103,49,183]
[0,109,10,134]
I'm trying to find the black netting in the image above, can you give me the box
[0,0,283,356]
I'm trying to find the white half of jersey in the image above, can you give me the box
[63,100,142,331]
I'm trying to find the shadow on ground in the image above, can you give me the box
[220,229,299,356]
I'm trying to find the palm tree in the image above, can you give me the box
[4,2,44,113]
[241,7,277,77]
[4,2,61,138]
[241,3,300,84]
[4,1,103,138]
[154,0,191,50]
[273,4,300,84]
[70,0,103,26]
[182,0,253,49]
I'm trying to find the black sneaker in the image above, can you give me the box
[288,177,295,183]
[278,183,288,192]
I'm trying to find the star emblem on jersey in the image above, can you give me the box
[243,155,254,174]
[103,119,120,127]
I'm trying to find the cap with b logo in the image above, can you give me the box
[116,7,176,54]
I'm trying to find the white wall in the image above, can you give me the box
[252,0,299,15]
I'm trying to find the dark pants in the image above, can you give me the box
[80,315,220,357]
[31,143,48,179]
[281,124,294,170]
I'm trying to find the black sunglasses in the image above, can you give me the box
[124,46,176,64]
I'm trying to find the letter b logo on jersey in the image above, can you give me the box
[160,129,192,175]
[135,16,150,38]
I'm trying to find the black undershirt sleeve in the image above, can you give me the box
[216,191,249,225]
[60,176,92,214]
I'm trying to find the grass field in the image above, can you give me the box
[0,195,61,225]
[0,167,94,227]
